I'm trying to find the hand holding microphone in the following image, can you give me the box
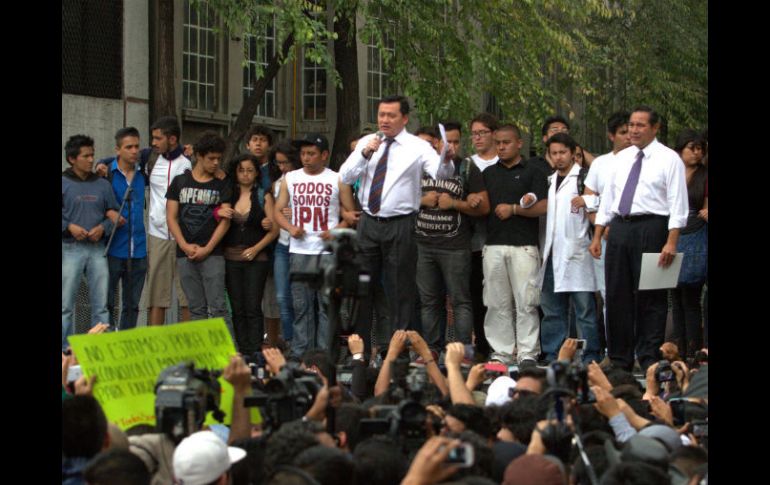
[363,131,385,159]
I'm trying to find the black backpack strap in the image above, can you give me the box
[577,166,588,195]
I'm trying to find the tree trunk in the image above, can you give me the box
[225,34,295,163]
[330,4,360,171]
[154,0,177,119]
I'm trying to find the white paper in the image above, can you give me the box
[438,123,448,162]
[638,253,684,290]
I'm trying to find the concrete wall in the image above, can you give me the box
[61,1,150,169]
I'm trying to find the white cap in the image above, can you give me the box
[485,375,517,407]
[173,431,246,485]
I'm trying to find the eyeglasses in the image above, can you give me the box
[471,130,492,138]
[508,388,537,398]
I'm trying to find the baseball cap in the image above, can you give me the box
[620,435,670,470]
[293,133,329,152]
[485,375,516,407]
[639,424,682,453]
[173,431,246,485]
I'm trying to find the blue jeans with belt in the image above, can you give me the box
[62,240,110,350]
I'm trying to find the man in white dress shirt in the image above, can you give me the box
[572,111,631,353]
[339,95,455,355]
[589,106,688,372]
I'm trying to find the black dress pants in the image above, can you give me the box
[354,212,418,355]
[604,215,669,372]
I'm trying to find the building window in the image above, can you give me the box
[303,44,327,120]
[243,17,276,119]
[62,0,123,99]
[183,0,217,111]
[366,28,395,124]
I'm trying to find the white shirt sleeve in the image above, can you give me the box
[595,171,616,227]
[421,141,454,180]
[582,194,600,212]
[666,154,689,230]
[338,135,373,185]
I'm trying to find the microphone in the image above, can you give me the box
[364,131,386,160]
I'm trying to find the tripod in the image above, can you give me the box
[104,184,134,330]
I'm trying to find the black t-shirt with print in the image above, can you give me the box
[415,158,485,250]
[166,171,232,257]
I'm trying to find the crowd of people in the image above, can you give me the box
[62,94,708,484]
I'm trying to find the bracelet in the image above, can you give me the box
[512,204,517,216]
[450,200,456,210]
[423,359,435,366]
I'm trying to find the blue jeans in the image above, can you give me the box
[273,242,294,342]
[416,244,473,351]
[107,256,147,330]
[540,258,601,363]
[289,253,331,359]
[62,240,110,350]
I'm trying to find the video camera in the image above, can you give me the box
[546,359,595,406]
[289,228,370,300]
[359,356,439,457]
[154,362,225,444]
[539,360,596,465]
[244,361,324,432]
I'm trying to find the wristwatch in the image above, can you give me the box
[352,352,365,361]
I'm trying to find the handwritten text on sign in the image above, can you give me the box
[68,319,236,430]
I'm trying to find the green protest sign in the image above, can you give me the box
[68,319,258,430]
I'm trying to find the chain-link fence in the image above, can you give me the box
[62,0,123,99]
[74,276,187,333]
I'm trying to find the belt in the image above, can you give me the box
[364,211,416,222]
[616,214,667,223]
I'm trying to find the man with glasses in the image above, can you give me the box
[466,113,500,360]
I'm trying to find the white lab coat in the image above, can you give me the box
[536,163,597,293]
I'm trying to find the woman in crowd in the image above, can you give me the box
[222,154,278,356]
[670,129,708,359]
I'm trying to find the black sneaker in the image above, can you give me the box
[518,358,538,369]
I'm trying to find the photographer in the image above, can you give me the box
[128,355,251,485]
[374,330,448,398]
[346,334,374,402]
[444,342,476,405]
[400,436,463,485]
[642,360,690,401]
